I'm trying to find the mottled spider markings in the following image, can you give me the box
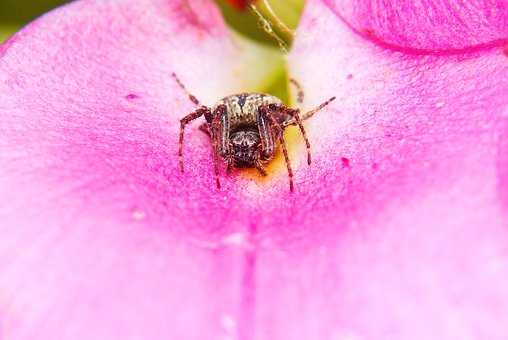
[173,72,335,192]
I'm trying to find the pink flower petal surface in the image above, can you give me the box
[1,0,508,339]
[266,0,508,338]
[0,0,259,339]
[323,0,508,53]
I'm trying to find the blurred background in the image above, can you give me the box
[0,0,303,44]
[0,0,66,42]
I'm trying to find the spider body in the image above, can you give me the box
[228,128,262,168]
[213,93,283,127]
[173,73,335,192]
[212,93,288,167]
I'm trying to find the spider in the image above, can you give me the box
[173,73,335,192]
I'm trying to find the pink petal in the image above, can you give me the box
[255,0,508,338]
[0,0,260,339]
[323,0,508,52]
[1,0,508,339]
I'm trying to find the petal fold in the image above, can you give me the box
[323,0,508,53]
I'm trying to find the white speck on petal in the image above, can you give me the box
[330,330,363,340]
[220,314,237,340]
[221,314,237,332]
[502,105,508,117]
[435,101,445,108]
[132,210,146,221]
[222,232,250,248]
[486,257,508,274]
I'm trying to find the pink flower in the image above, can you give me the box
[1,0,508,339]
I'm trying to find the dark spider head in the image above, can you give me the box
[229,129,261,167]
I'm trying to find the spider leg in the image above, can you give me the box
[255,161,268,176]
[207,105,230,189]
[256,105,276,160]
[299,96,336,122]
[210,114,222,189]
[283,107,312,165]
[179,107,210,173]
[171,72,201,106]
[278,129,294,192]
[289,78,304,105]
[213,104,230,158]
[260,105,294,192]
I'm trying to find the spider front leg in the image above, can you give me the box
[179,106,211,173]
[255,161,268,176]
[282,107,312,165]
[278,130,294,192]
[256,105,276,161]
[209,104,228,189]
[171,72,201,106]
[256,105,276,176]
[213,104,229,158]
[299,96,337,121]
[209,115,222,189]
[259,105,294,192]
